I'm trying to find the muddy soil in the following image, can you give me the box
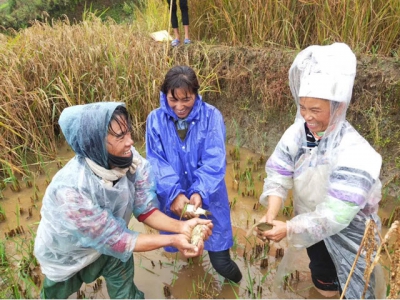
[0,143,396,299]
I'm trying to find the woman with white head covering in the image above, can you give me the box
[257,43,383,298]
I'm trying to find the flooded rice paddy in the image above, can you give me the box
[0,142,397,299]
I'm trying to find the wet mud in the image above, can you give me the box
[0,143,396,299]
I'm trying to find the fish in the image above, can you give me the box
[256,222,273,232]
[184,204,212,217]
[245,222,273,237]
[191,224,207,246]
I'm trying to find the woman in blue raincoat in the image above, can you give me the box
[257,43,384,298]
[145,65,242,283]
[34,102,212,299]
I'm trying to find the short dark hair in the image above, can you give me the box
[161,66,200,99]
[108,105,132,136]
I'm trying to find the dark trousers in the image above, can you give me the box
[40,255,143,299]
[208,249,242,283]
[167,0,189,28]
[306,240,341,292]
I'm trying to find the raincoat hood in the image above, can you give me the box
[59,102,124,169]
[288,43,357,148]
[146,96,233,252]
[289,43,356,106]
[159,91,202,122]
[262,42,383,299]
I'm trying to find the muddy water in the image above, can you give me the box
[0,143,395,299]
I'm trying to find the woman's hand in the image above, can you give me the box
[171,194,190,218]
[189,193,202,208]
[174,218,213,257]
[180,218,213,240]
[171,234,205,258]
[257,220,287,242]
[187,193,203,218]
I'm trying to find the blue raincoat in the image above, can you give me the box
[146,92,233,252]
[34,102,158,282]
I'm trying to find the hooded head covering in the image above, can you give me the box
[59,102,124,169]
[289,43,356,106]
[288,43,357,138]
[264,43,383,299]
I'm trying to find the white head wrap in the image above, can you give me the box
[289,43,356,105]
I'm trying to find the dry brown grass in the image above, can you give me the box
[0,6,399,187]
[190,0,400,56]
[0,15,222,178]
[387,221,400,299]
[340,220,400,299]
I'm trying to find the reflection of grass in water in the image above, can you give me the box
[0,203,6,222]
[190,272,216,299]
[21,155,33,188]
[0,240,7,267]
[244,264,256,297]
[232,119,242,160]
[2,163,21,193]
[0,233,40,298]
[231,231,239,256]
[382,205,400,228]
[15,202,20,227]
[170,253,179,286]
[380,187,389,208]
[227,281,240,299]
[388,206,400,227]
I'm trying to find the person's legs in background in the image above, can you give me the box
[179,0,190,44]
[167,0,180,46]
[208,249,242,283]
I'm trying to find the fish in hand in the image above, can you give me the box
[184,204,212,217]
[191,224,207,246]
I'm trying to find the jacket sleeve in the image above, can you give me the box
[187,109,227,207]
[259,126,297,208]
[56,188,138,262]
[286,139,382,248]
[145,113,184,210]
[131,147,159,217]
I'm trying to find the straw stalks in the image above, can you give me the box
[386,221,400,299]
[340,219,400,299]
[1,2,399,180]
[190,0,400,56]
[0,13,222,178]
